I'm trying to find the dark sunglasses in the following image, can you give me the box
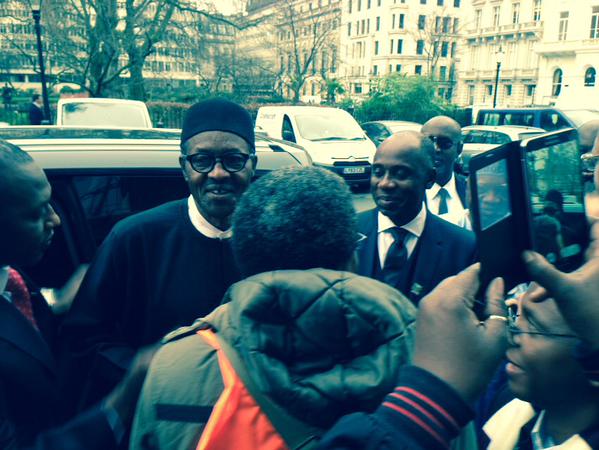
[183,152,251,174]
[428,135,454,150]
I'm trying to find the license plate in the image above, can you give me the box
[342,166,366,174]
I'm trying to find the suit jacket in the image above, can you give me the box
[28,104,43,126]
[357,209,477,304]
[0,271,115,450]
[455,174,468,209]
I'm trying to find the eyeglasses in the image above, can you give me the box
[428,135,455,151]
[183,152,251,174]
[581,152,599,174]
[507,305,578,342]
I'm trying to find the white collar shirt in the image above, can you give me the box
[187,195,232,240]
[377,204,427,268]
[426,173,466,224]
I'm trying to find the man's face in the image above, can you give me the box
[180,131,255,230]
[370,135,434,225]
[0,163,61,267]
[505,294,588,408]
[421,120,461,186]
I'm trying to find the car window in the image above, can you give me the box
[295,111,365,141]
[61,103,149,127]
[519,132,544,140]
[463,130,511,145]
[71,174,189,246]
[282,115,296,143]
[540,112,570,131]
[504,113,535,127]
[479,112,502,126]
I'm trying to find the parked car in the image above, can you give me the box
[255,105,376,185]
[461,125,546,172]
[56,98,154,128]
[0,126,310,289]
[361,120,422,147]
[475,107,599,131]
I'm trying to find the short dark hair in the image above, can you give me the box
[32,94,41,102]
[232,166,357,277]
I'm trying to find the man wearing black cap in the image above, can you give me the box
[60,98,257,408]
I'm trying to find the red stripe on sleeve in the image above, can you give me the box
[389,392,445,429]
[394,387,460,431]
[382,401,449,449]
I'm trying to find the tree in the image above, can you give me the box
[275,1,340,103]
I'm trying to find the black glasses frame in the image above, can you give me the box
[182,152,251,174]
[507,307,579,341]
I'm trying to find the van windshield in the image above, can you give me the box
[295,112,366,141]
[61,103,150,128]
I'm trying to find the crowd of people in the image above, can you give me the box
[2,97,599,450]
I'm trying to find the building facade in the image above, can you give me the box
[340,0,466,99]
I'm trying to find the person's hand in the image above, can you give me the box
[412,264,507,405]
[104,344,159,426]
[524,248,599,348]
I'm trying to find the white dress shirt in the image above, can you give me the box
[426,173,467,226]
[187,195,232,239]
[377,204,427,268]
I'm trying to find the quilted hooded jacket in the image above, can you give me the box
[130,269,417,450]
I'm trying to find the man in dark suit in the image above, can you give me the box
[28,94,44,126]
[422,116,470,228]
[357,131,477,304]
[0,140,152,449]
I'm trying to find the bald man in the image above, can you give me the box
[356,131,476,304]
[578,120,599,155]
[421,116,469,228]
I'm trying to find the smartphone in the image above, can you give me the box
[469,128,588,292]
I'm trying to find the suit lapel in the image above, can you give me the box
[357,209,379,278]
[0,297,58,375]
[456,174,468,208]
[411,214,443,300]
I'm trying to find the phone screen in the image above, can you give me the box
[523,137,589,271]
[477,159,512,231]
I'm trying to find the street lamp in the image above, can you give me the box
[493,45,505,108]
[32,1,51,123]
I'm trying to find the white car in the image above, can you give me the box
[361,120,422,147]
[461,125,546,172]
[56,98,153,128]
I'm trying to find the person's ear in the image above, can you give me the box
[179,155,190,182]
[456,141,463,156]
[426,167,436,189]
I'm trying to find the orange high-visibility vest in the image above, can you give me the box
[195,328,289,450]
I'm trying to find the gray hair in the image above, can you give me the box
[232,166,357,277]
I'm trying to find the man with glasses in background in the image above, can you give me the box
[421,116,470,229]
[61,98,256,409]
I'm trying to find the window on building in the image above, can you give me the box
[438,87,446,97]
[454,0,460,6]
[358,0,362,11]
[590,7,599,38]
[475,9,482,28]
[392,14,395,28]
[526,84,536,97]
[440,66,447,80]
[347,23,352,36]
[399,14,405,28]
[418,15,426,30]
[416,40,425,54]
[451,42,457,57]
[354,83,363,94]
[512,3,519,24]
[585,67,596,86]
[558,12,569,41]
[390,39,394,53]
[373,65,378,75]
[487,85,493,96]
[348,0,352,13]
[374,40,379,55]
[376,16,381,30]
[396,64,402,72]
[533,0,542,22]
[435,16,441,32]
[368,0,371,8]
[415,65,423,75]
[453,17,459,33]
[378,0,381,5]
[441,41,449,57]
[367,18,370,33]
[552,68,563,96]
[443,17,451,33]
[468,85,475,105]
[420,0,426,3]
[493,6,500,27]
[437,0,443,5]
[397,39,403,53]
[505,85,512,96]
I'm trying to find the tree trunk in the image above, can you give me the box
[128,55,147,101]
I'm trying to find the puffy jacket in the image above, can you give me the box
[130,269,417,450]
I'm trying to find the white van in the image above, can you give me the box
[56,98,153,128]
[255,106,376,184]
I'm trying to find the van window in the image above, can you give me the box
[282,115,296,143]
[463,130,511,145]
[504,113,535,127]
[480,112,501,126]
[295,111,365,141]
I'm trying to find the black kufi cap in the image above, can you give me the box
[181,98,255,150]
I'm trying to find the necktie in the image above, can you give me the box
[438,188,449,215]
[382,227,409,287]
[6,269,39,330]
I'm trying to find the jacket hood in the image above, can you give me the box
[205,268,416,428]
